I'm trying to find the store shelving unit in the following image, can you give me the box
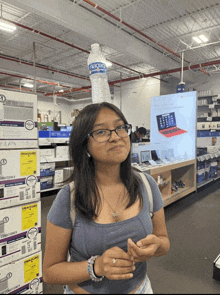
[39,130,72,193]
[196,91,220,188]
[196,172,220,189]
[149,159,196,207]
[196,152,220,189]
[197,92,220,131]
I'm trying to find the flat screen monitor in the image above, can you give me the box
[140,150,151,163]
[131,153,139,164]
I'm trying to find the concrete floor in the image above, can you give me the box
[41,180,220,294]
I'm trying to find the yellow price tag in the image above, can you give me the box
[22,203,38,231]
[20,151,37,176]
[24,254,39,283]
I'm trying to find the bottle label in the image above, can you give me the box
[89,62,107,75]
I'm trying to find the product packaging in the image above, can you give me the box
[0,251,42,294]
[0,89,38,149]
[0,149,40,209]
[0,201,41,267]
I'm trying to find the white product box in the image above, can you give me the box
[197,122,208,130]
[0,149,40,209]
[54,169,64,185]
[207,146,219,154]
[197,137,212,146]
[39,148,55,162]
[38,137,51,146]
[55,145,69,160]
[0,251,42,294]
[50,138,68,144]
[0,89,38,149]
[0,201,41,267]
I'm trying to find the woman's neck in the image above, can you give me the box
[95,164,121,187]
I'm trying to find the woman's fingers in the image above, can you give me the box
[99,246,135,280]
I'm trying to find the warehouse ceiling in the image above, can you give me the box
[1,0,220,100]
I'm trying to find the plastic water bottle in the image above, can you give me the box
[87,43,111,103]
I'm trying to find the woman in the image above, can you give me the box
[43,102,170,294]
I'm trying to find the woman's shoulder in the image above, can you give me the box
[52,184,71,204]
[47,184,73,229]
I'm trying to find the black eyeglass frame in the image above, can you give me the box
[88,123,132,143]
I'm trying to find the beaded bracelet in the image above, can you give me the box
[87,255,104,282]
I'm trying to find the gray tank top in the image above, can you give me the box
[47,173,163,294]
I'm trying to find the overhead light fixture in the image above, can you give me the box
[0,4,16,32]
[193,36,202,44]
[0,19,16,32]
[193,35,208,44]
[199,34,208,42]
[23,83,34,88]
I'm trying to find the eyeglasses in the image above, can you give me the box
[88,123,132,143]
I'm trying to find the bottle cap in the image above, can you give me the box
[91,43,100,51]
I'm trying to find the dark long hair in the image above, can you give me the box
[68,102,142,219]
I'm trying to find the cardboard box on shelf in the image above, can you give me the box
[196,168,205,183]
[0,251,42,294]
[39,148,55,162]
[55,145,69,160]
[40,162,55,177]
[207,146,219,154]
[54,169,64,185]
[0,149,40,209]
[0,89,38,149]
[40,176,53,190]
[0,201,41,267]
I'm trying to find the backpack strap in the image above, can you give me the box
[69,181,76,226]
[138,172,154,218]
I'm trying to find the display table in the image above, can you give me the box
[149,159,196,206]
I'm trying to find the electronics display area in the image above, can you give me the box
[131,91,197,206]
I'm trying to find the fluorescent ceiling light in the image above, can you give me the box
[199,34,208,42]
[23,83,34,88]
[193,35,208,44]
[193,36,202,44]
[0,20,16,32]
[105,61,112,67]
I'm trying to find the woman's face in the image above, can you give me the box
[87,107,131,167]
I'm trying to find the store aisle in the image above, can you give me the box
[149,180,220,294]
[41,181,220,294]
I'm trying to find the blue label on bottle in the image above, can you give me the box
[89,62,107,75]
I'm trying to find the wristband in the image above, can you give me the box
[87,255,104,282]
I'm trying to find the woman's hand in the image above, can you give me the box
[94,246,135,280]
[127,235,162,263]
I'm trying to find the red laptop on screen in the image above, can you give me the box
[156,112,187,138]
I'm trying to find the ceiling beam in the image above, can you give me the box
[0,55,90,87]
[6,0,197,84]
